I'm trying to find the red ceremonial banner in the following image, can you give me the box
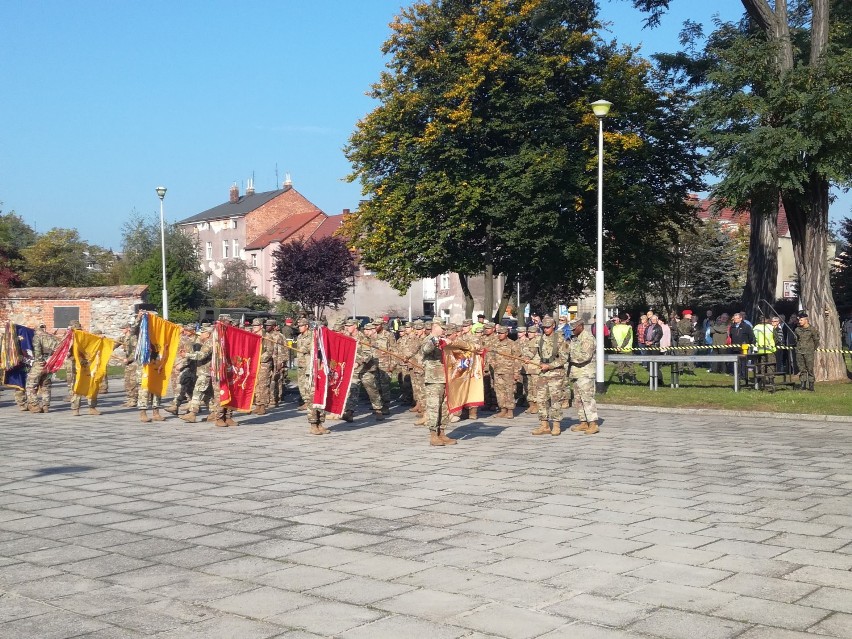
[312,326,356,416]
[442,343,485,414]
[216,322,262,411]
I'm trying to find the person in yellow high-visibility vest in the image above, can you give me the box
[610,314,637,384]
[753,316,777,386]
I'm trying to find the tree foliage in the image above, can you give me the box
[0,210,37,290]
[831,216,852,311]
[272,237,356,319]
[20,229,101,287]
[120,211,207,312]
[344,0,702,311]
[209,259,270,310]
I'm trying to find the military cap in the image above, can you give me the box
[183,323,196,331]
[412,320,424,329]
[218,314,232,322]
[527,324,540,333]
[92,329,104,335]
[250,317,263,327]
[567,318,583,328]
[264,318,277,326]
[199,323,213,332]
[363,322,377,330]
[402,321,411,328]
[297,318,309,326]
[472,326,483,334]
[70,320,82,330]
[483,321,496,329]
[541,317,556,328]
[424,321,433,330]
[797,311,809,319]
[461,319,473,327]
[496,325,508,334]
[332,320,344,330]
[344,318,357,327]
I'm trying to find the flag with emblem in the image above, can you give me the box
[215,321,262,411]
[312,326,356,416]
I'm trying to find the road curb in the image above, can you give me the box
[598,403,852,423]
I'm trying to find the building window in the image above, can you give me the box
[206,273,213,289]
[206,242,213,260]
[231,220,238,229]
[251,286,258,294]
[439,273,450,290]
[251,253,258,267]
[232,239,239,257]
[222,241,229,259]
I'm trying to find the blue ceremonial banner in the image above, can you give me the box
[3,324,35,390]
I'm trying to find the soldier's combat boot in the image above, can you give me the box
[253,405,266,416]
[551,421,561,436]
[206,412,217,422]
[163,405,179,416]
[297,403,307,411]
[414,415,426,426]
[341,410,354,422]
[469,407,478,420]
[439,428,457,445]
[151,409,165,422]
[215,417,228,427]
[318,423,330,434]
[429,432,445,446]
[808,382,815,392]
[489,409,504,419]
[584,421,600,435]
[139,410,151,423]
[18,404,28,412]
[505,409,514,419]
[570,422,589,432]
[531,420,550,436]
[373,410,385,421]
[309,424,324,435]
[527,402,538,414]
[408,404,419,413]
[180,412,197,423]
[381,404,390,415]
[225,413,238,427]
[71,408,80,416]
[28,404,40,413]
[88,408,100,416]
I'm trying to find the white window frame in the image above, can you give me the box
[439,273,450,290]
[206,242,213,260]
[222,241,229,259]
[232,239,239,257]
[251,253,258,267]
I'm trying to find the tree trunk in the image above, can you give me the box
[782,177,846,381]
[457,273,475,320]
[495,273,515,323]
[484,264,495,322]
[741,194,779,322]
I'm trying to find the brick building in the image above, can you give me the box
[1,286,148,336]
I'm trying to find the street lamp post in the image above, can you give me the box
[155,186,169,320]
[590,99,612,394]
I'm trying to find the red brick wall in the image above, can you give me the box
[245,189,323,245]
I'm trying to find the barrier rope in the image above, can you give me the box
[603,344,852,354]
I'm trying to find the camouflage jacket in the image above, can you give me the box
[567,329,596,380]
[421,336,445,384]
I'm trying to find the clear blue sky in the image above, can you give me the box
[1,0,847,250]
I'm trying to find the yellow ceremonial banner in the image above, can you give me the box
[141,314,182,397]
[72,330,115,399]
[442,345,485,414]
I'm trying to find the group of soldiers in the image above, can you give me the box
[292,314,600,445]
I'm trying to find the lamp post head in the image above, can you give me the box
[155,186,167,200]
[590,99,613,118]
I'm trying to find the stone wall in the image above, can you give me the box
[1,286,148,337]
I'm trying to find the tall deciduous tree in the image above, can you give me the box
[272,237,356,319]
[629,0,851,380]
[209,259,270,310]
[345,0,702,320]
[831,216,852,312]
[20,228,94,287]
[0,210,37,290]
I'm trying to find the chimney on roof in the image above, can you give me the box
[246,178,255,197]
[342,208,350,215]
[229,183,239,203]
[283,173,292,189]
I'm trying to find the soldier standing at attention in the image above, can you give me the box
[422,322,456,446]
[251,318,273,415]
[522,324,540,414]
[116,322,139,407]
[371,320,396,414]
[529,317,567,436]
[676,309,697,373]
[491,324,520,419]
[397,322,414,405]
[27,323,58,413]
[566,319,599,435]
[179,324,214,424]
[479,321,499,412]
[342,320,385,422]
[294,318,317,417]
[164,324,198,416]
[794,311,820,391]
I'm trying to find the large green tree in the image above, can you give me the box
[120,211,207,313]
[630,0,851,380]
[209,259,270,310]
[345,0,702,319]
[0,210,37,290]
[20,228,97,287]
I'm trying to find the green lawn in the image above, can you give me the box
[599,363,852,416]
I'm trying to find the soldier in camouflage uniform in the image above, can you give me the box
[566,318,599,434]
[343,320,385,421]
[179,324,214,423]
[479,321,499,411]
[371,321,397,413]
[529,317,567,436]
[69,328,103,417]
[491,325,521,419]
[514,326,529,407]
[269,321,287,406]
[210,315,238,427]
[135,312,167,424]
[251,318,273,415]
[795,311,820,391]
[27,324,58,413]
[408,320,427,424]
[116,323,139,407]
[422,322,456,446]
[396,323,414,405]
[164,324,198,415]
[293,318,318,419]
[522,324,540,414]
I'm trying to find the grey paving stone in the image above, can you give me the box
[794,586,852,614]
[200,555,286,579]
[478,557,570,582]
[0,609,110,639]
[537,621,656,638]
[337,614,468,639]
[711,572,818,603]
[0,593,55,622]
[712,595,831,630]
[626,561,731,588]
[807,612,852,639]
[373,588,482,620]
[622,581,738,613]
[546,567,649,598]
[266,601,385,636]
[95,598,215,634]
[453,602,565,639]
[50,584,158,616]
[784,565,852,590]
[545,593,652,627]
[8,574,108,600]
[629,609,748,639]
[151,614,283,639]
[205,585,318,618]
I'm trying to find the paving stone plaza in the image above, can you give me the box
[1,388,851,639]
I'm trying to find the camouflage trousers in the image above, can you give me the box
[187,374,212,414]
[170,370,196,410]
[493,370,516,410]
[377,366,392,405]
[570,375,598,423]
[483,369,497,408]
[124,363,138,405]
[797,351,816,384]
[14,389,26,408]
[71,392,96,410]
[136,367,161,409]
[411,371,425,407]
[346,368,383,412]
[424,382,449,433]
[399,371,413,403]
[297,369,311,405]
[65,359,75,399]
[535,373,565,422]
[26,362,51,410]
[255,361,273,408]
